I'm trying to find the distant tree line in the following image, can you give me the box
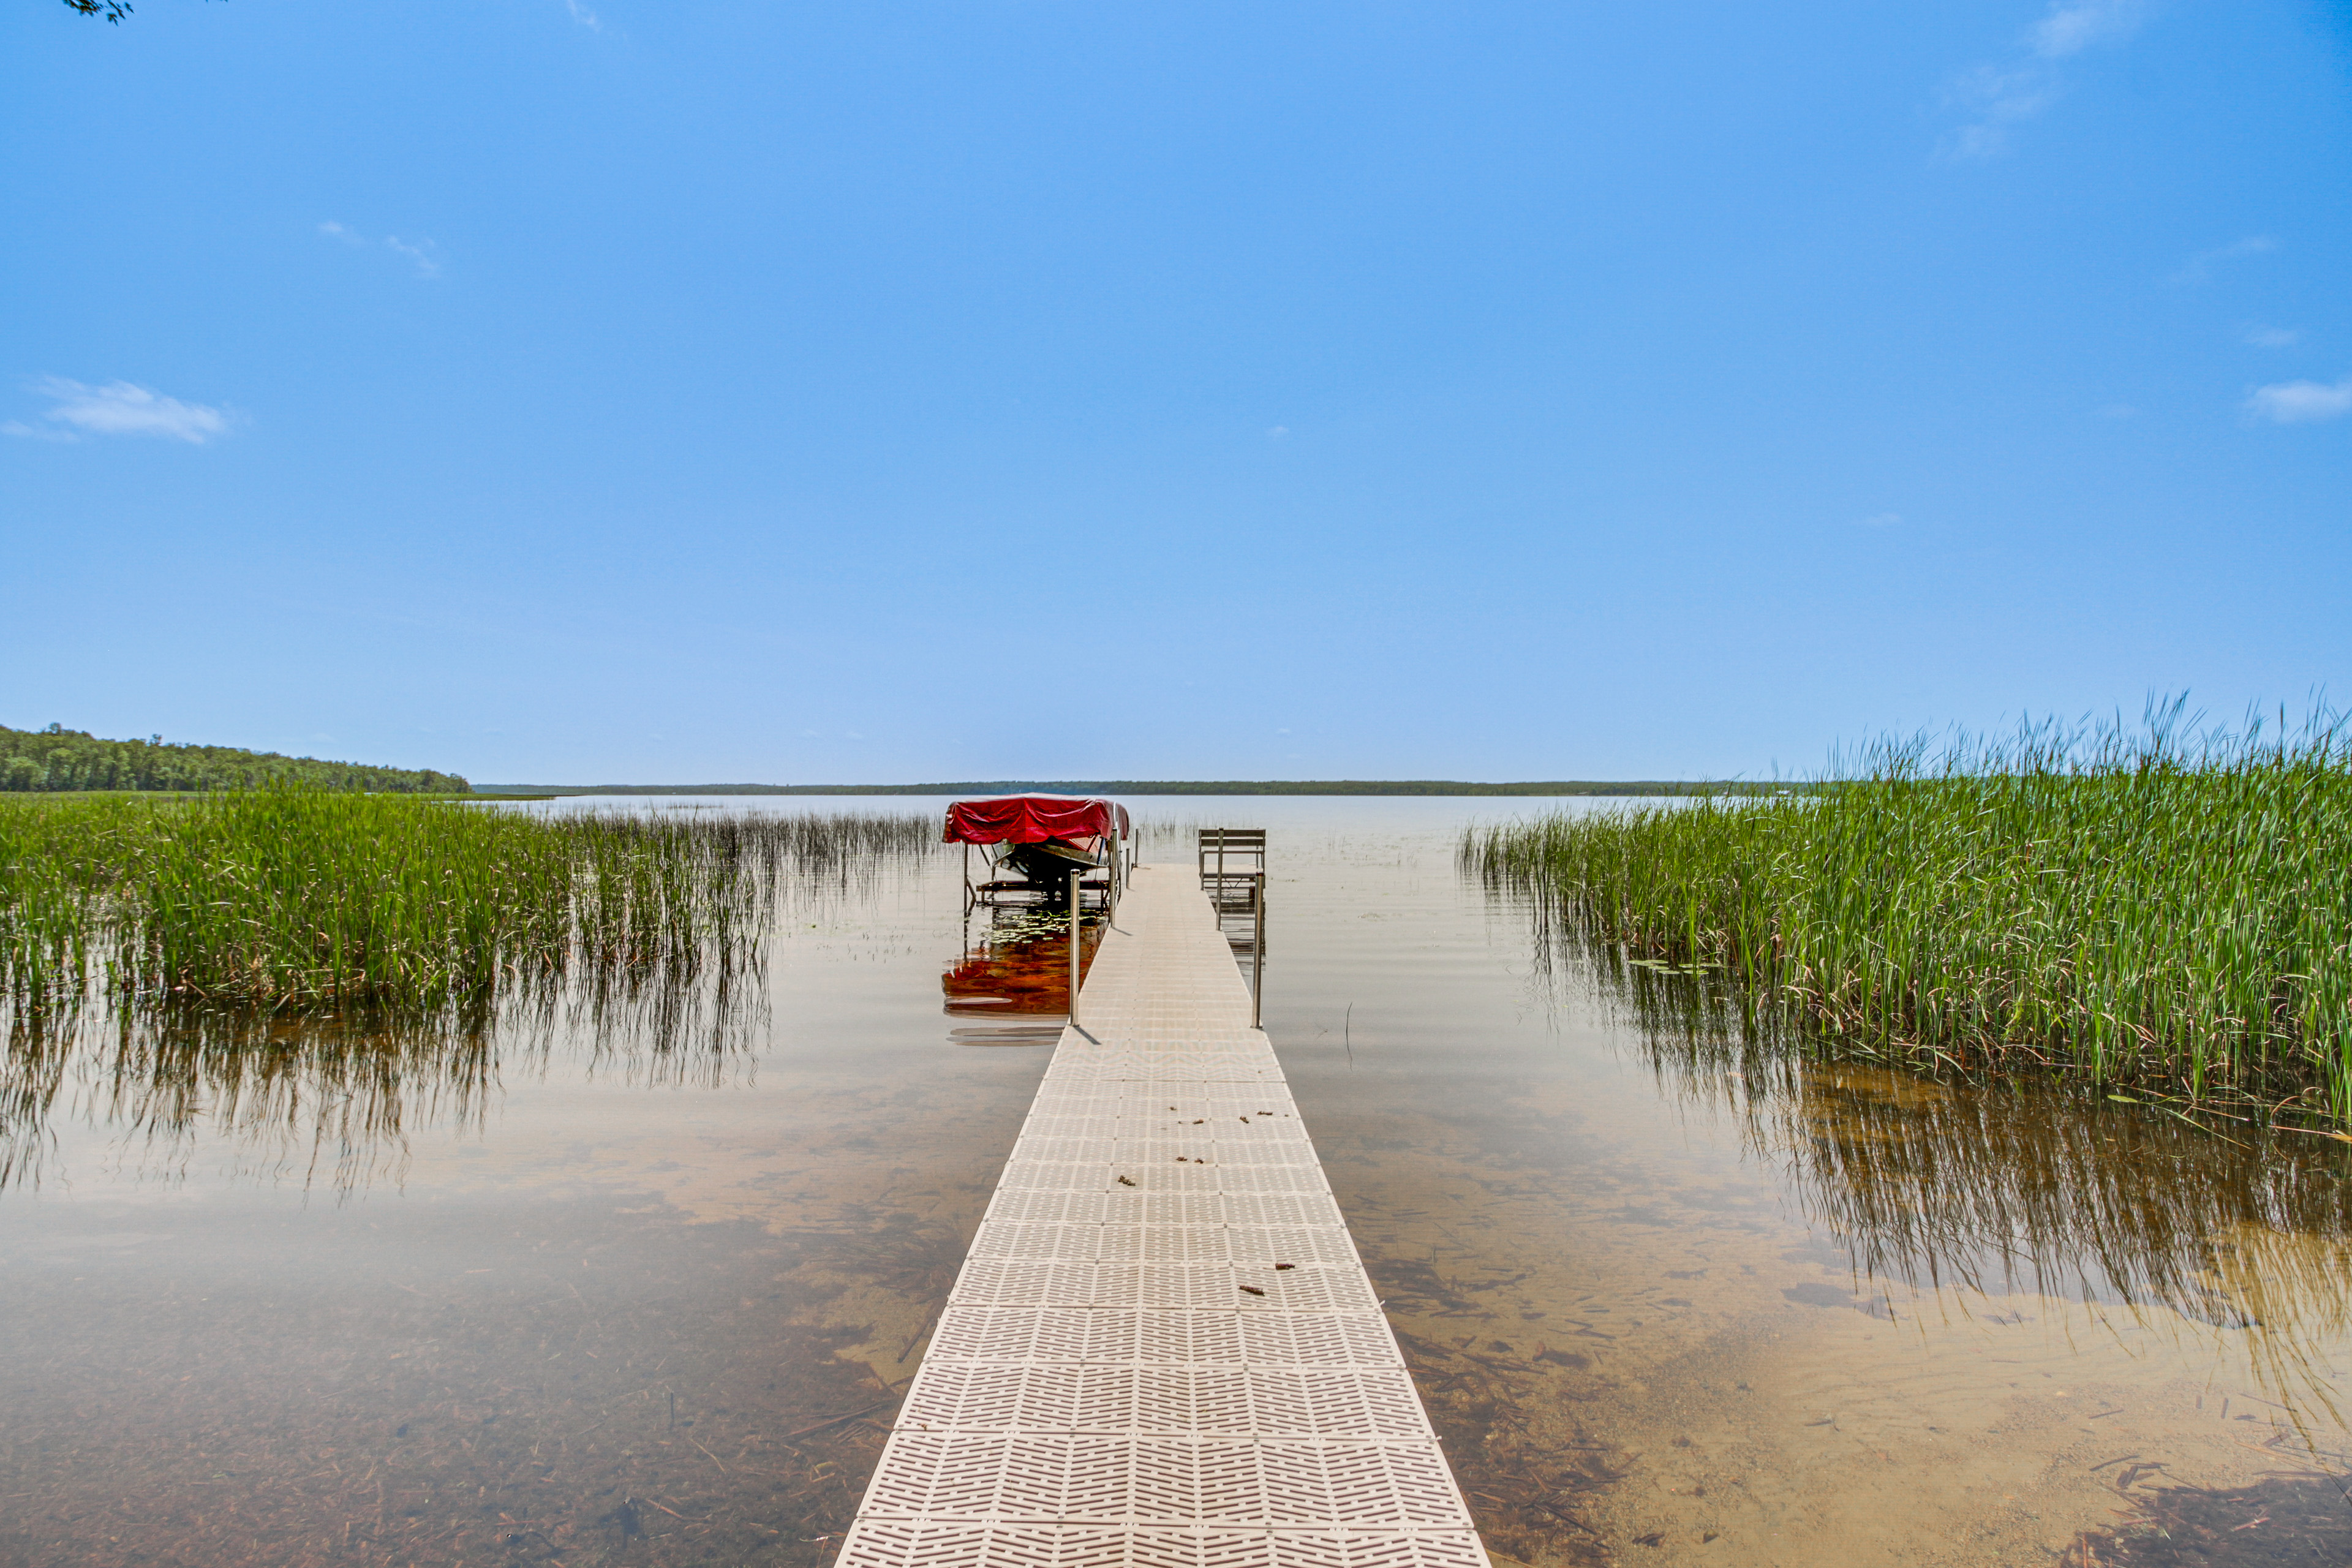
[0,723,469,794]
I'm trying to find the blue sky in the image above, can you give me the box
[5,1,2348,784]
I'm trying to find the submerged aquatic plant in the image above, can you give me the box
[1468,703,2352,1126]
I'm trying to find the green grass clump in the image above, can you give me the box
[1468,711,2352,1127]
[0,794,935,1008]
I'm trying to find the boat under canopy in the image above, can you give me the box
[945,793,1133,910]
[943,794,1132,850]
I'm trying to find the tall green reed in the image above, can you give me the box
[0,794,937,1008]
[1468,707,2352,1125]
[0,797,940,1190]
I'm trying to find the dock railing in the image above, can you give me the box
[1199,829,1267,1027]
[1198,827,1265,913]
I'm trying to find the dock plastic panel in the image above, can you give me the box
[837,870,1483,1568]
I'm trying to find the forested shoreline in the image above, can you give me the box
[0,723,468,794]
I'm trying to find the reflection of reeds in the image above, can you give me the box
[1771,1055,2352,1434]
[1469,706,2352,1126]
[0,801,938,1192]
[0,997,507,1192]
[1544,931,2352,1430]
[1777,1062,2352,1329]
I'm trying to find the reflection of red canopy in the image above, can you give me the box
[944,794,1132,845]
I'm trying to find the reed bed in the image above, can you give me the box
[1468,712,2352,1128]
[0,799,938,1192]
[0,794,938,1009]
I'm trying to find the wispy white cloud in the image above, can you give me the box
[2245,377,2352,424]
[0,420,75,442]
[1945,0,2145,159]
[2170,235,2277,285]
[2031,0,2144,58]
[1945,67,2060,159]
[2244,325,2301,348]
[383,236,441,278]
[320,219,442,279]
[564,0,601,29]
[5,378,234,443]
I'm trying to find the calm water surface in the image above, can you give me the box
[2,797,2346,1568]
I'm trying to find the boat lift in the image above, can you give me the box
[944,793,1134,915]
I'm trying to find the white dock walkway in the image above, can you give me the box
[837,867,1484,1568]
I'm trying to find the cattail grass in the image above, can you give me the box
[1467,705,2352,1128]
[0,794,937,1009]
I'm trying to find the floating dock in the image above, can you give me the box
[837,865,1484,1568]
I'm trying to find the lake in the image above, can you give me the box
[2,797,2345,1567]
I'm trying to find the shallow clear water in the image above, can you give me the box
[2,797,2346,1567]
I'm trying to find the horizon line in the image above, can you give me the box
[470,777,1784,797]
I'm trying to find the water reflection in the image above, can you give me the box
[1,957,771,1196]
[941,906,1104,1040]
[1580,946,2352,1395]
[3,1003,500,1193]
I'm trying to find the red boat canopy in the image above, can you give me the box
[943,794,1133,846]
